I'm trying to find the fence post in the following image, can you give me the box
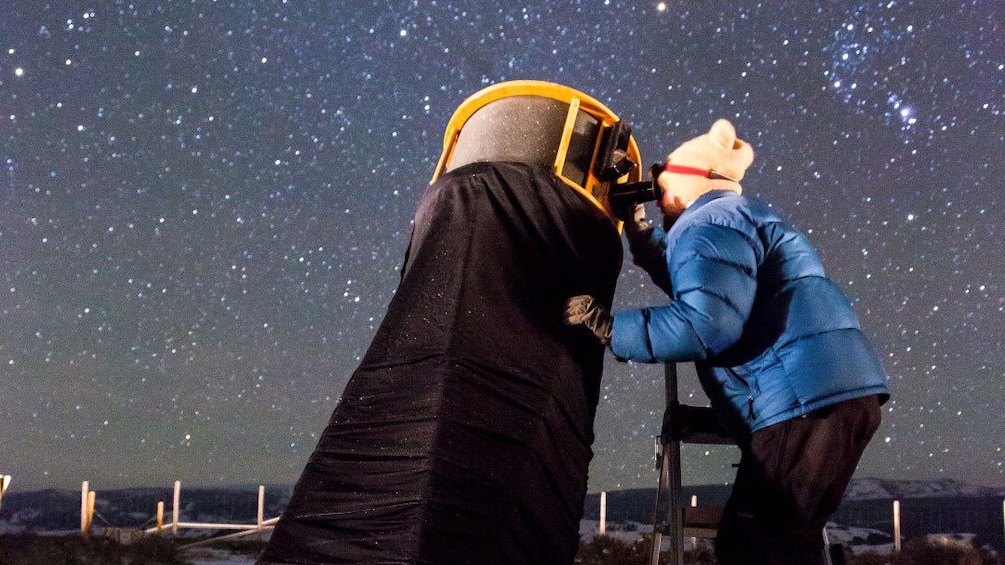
[258,485,265,528]
[599,491,607,535]
[0,474,11,510]
[86,490,96,532]
[173,480,181,535]
[80,481,89,534]
[893,499,901,553]
[689,495,698,551]
[157,500,164,533]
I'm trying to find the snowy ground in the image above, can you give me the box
[184,547,257,565]
[184,520,895,563]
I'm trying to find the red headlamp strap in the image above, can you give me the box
[662,163,739,183]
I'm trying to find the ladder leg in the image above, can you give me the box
[650,532,662,565]
[650,363,684,565]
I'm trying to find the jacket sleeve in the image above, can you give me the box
[627,224,673,296]
[611,222,759,363]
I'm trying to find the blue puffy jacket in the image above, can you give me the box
[612,190,889,438]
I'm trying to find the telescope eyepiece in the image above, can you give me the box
[608,179,663,209]
[607,162,664,209]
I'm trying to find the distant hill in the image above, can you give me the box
[583,477,1004,524]
[842,477,1003,500]
[2,478,1003,550]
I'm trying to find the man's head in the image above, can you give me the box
[656,119,754,219]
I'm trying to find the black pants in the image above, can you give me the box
[715,395,882,565]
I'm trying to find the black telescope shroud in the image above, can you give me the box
[257,161,622,564]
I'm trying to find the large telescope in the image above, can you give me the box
[257,81,653,564]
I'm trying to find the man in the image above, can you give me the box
[565,119,889,564]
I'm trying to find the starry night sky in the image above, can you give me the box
[1,1,1001,492]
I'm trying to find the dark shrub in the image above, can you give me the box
[576,535,651,565]
[891,535,981,565]
[0,533,185,565]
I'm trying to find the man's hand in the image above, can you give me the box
[619,203,653,248]
[563,295,613,346]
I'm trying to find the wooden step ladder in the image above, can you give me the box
[650,363,734,565]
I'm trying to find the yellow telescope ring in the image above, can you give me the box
[432,80,642,218]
